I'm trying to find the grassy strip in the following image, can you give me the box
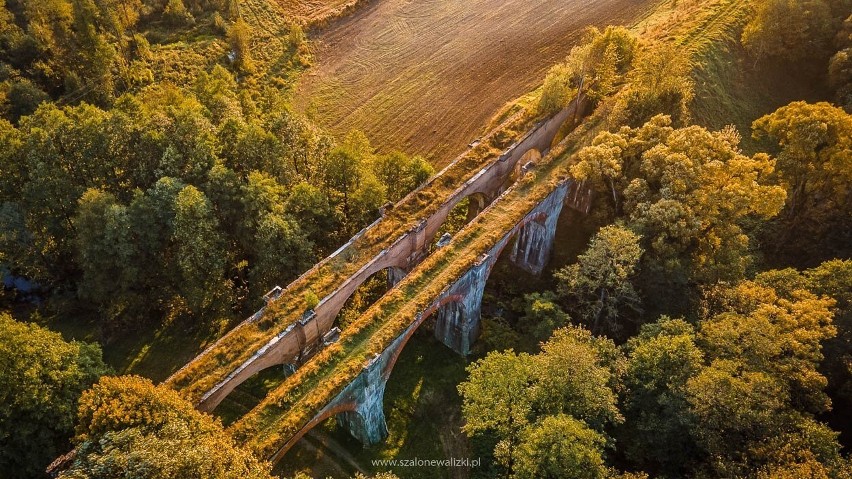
[230,0,753,459]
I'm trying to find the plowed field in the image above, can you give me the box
[295,0,658,166]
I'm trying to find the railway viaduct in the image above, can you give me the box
[159,95,591,462]
[266,179,589,461]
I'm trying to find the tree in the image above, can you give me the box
[754,101,852,219]
[742,0,836,64]
[74,188,136,328]
[686,279,840,476]
[0,314,108,479]
[555,225,642,337]
[458,350,535,474]
[616,43,694,127]
[829,15,852,109]
[517,291,569,342]
[752,102,852,262]
[537,26,637,115]
[173,185,229,314]
[572,116,787,290]
[805,260,852,404]
[250,212,313,298]
[533,326,623,430]
[164,0,194,26]
[228,18,253,72]
[59,375,273,479]
[513,415,609,479]
[369,151,433,202]
[285,181,342,251]
[620,317,704,476]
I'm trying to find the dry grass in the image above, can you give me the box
[274,0,370,26]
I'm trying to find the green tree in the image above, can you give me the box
[537,26,637,115]
[250,212,313,297]
[829,15,852,109]
[59,375,273,479]
[616,43,694,127]
[517,291,569,342]
[572,116,786,290]
[74,188,136,328]
[753,101,852,219]
[533,326,623,430]
[458,350,535,474]
[285,181,342,250]
[173,185,229,314]
[752,102,852,261]
[0,314,108,479]
[227,18,253,72]
[555,225,642,337]
[620,317,704,476]
[513,415,609,479]
[164,0,194,26]
[742,0,836,64]
[369,151,433,202]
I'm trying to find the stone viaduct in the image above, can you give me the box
[179,97,589,414]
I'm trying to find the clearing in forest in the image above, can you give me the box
[295,0,658,166]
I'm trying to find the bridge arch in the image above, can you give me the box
[269,401,358,465]
[381,294,466,381]
[204,260,410,415]
[427,191,491,254]
[501,147,542,193]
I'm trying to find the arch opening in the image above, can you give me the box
[429,192,489,254]
[271,403,362,477]
[500,147,542,194]
[210,266,401,425]
[477,213,553,352]
[333,266,396,332]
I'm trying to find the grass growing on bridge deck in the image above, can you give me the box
[227,0,756,459]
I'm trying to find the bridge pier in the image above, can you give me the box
[387,266,408,288]
[336,355,389,445]
[466,193,492,221]
[509,192,566,276]
[434,255,491,355]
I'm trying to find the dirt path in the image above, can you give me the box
[295,0,658,166]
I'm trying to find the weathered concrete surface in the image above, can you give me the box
[189,97,586,412]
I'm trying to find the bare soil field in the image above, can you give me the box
[274,0,367,25]
[295,0,659,166]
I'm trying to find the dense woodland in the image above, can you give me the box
[1,0,851,478]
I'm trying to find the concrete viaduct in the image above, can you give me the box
[178,97,588,414]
